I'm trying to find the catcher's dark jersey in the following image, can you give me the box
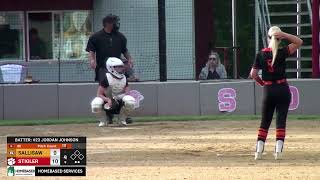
[252,46,290,81]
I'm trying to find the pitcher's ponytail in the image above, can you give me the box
[268,26,281,66]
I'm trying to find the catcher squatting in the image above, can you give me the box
[91,57,137,127]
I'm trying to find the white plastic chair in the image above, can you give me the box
[0,64,24,83]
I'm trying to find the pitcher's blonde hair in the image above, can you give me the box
[268,26,281,66]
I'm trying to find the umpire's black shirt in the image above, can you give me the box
[86,29,128,68]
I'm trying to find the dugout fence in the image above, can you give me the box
[0,0,245,83]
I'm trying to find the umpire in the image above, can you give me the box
[86,14,133,81]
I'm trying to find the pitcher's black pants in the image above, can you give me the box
[257,83,291,142]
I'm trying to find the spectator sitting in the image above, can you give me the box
[199,52,227,80]
[122,58,139,82]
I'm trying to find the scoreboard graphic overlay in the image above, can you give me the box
[7,137,86,176]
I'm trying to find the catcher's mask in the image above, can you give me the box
[106,57,125,79]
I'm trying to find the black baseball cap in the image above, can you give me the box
[103,14,116,26]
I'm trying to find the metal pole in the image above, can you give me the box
[296,1,301,78]
[255,0,259,54]
[232,0,237,78]
[312,0,320,78]
[158,0,167,81]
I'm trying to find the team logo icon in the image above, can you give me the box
[7,158,16,166]
[7,166,15,176]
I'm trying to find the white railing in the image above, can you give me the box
[255,0,271,49]
[306,0,312,23]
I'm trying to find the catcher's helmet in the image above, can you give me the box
[106,57,125,79]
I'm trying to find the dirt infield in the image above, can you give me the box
[0,120,319,180]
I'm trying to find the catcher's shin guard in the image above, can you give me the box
[116,95,136,126]
[96,111,107,127]
[122,95,136,110]
[118,108,130,126]
[118,105,134,126]
[91,97,104,113]
[91,97,107,127]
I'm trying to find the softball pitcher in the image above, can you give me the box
[250,26,303,160]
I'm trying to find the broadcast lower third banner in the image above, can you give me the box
[7,136,86,176]
[7,166,86,176]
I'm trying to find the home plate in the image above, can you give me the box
[112,127,141,130]
[217,153,253,157]
[234,153,253,156]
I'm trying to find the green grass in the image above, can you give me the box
[0,118,94,126]
[0,114,319,126]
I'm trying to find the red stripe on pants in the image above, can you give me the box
[257,128,268,141]
[276,128,286,141]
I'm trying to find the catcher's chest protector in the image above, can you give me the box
[106,73,127,96]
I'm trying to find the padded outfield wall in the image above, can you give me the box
[0,80,320,120]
